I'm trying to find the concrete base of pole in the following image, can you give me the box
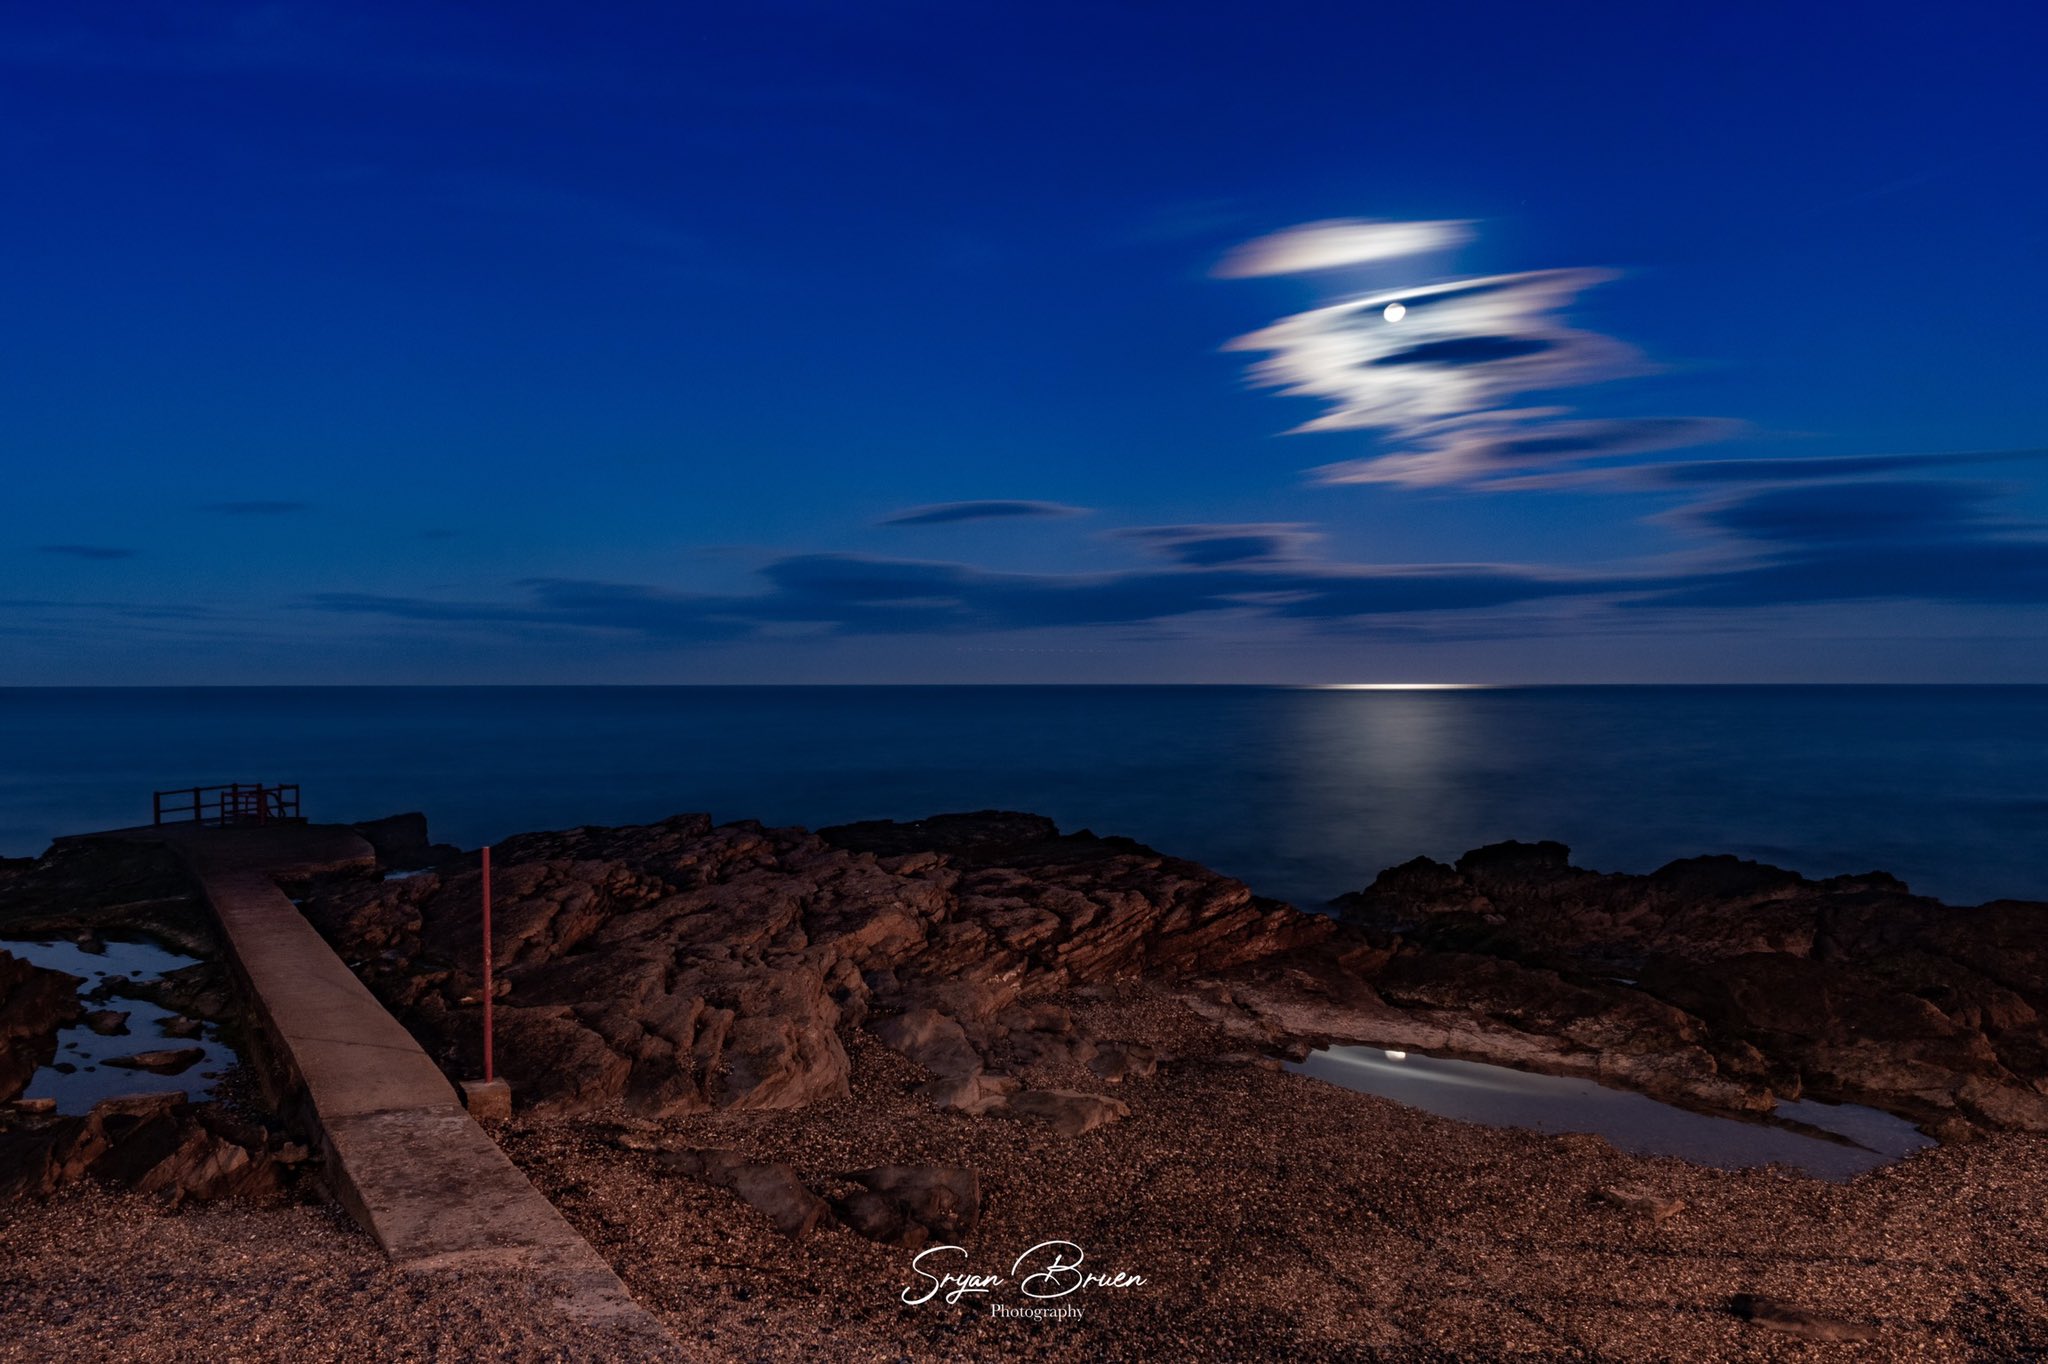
[461,1077,512,1122]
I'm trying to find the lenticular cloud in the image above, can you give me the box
[1222,220,1737,486]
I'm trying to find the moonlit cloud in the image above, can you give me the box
[1316,416,1747,487]
[1213,219,1473,278]
[880,500,1087,526]
[1223,223,1739,486]
[1227,270,1641,438]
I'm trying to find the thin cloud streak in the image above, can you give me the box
[880,500,1087,526]
[36,544,134,560]
[202,500,310,516]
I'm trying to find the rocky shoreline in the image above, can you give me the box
[5,810,2048,1360]
[294,809,2048,1145]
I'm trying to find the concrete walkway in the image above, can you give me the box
[94,825,681,1357]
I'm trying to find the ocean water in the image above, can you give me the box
[1,685,2043,907]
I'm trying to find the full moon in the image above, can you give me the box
[1382,302,1407,322]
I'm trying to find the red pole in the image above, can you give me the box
[481,845,494,1083]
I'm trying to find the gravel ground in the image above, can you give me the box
[498,985,2048,1362]
[4,983,2047,1361]
[0,1188,665,1363]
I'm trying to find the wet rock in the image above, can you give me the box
[105,1047,205,1074]
[1730,1294,1879,1343]
[0,951,84,1103]
[85,1010,130,1036]
[159,1015,203,1039]
[1003,1089,1130,1136]
[122,962,235,1024]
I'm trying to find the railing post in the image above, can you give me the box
[481,845,495,1083]
[192,786,202,824]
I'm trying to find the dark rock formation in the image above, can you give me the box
[1003,1088,1130,1136]
[1730,1294,1879,1343]
[1593,1184,1684,1222]
[0,840,205,948]
[845,1164,980,1242]
[1334,842,2048,1132]
[0,951,83,1103]
[297,812,1328,1118]
[104,1047,206,1074]
[351,812,464,871]
[84,1009,130,1036]
[656,1149,832,1239]
[0,1091,303,1205]
[293,811,2048,1141]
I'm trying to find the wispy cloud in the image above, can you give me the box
[1214,219,1472,278]
[1660,480,2005,544]
[202,500,309,516]
[1491,446,2048,491]
[300,477,2048,648]
[1316,415,1745,488]
[36,544,134,560]
[880,500,1087,527]
[1113,524,1320,566]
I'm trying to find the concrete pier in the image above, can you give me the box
[86,824,680,1357]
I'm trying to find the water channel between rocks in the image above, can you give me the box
[1292,1044,1934,1180]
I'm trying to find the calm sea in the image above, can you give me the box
[2,686,2042,906]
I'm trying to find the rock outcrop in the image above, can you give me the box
[0,951,83,1103]
[298,812,1328,1120]
[0,1091,305,1205]
[294,812,2048,1140]
[1332,841,2048,1133]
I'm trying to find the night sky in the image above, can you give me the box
[4,2,2044,684]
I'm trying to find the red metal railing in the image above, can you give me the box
[151,783,302,827]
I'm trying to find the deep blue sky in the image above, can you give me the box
[4,1,2044,683]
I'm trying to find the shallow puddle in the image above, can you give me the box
[5,936,240,1114]
[1292,1045,1934,1180]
